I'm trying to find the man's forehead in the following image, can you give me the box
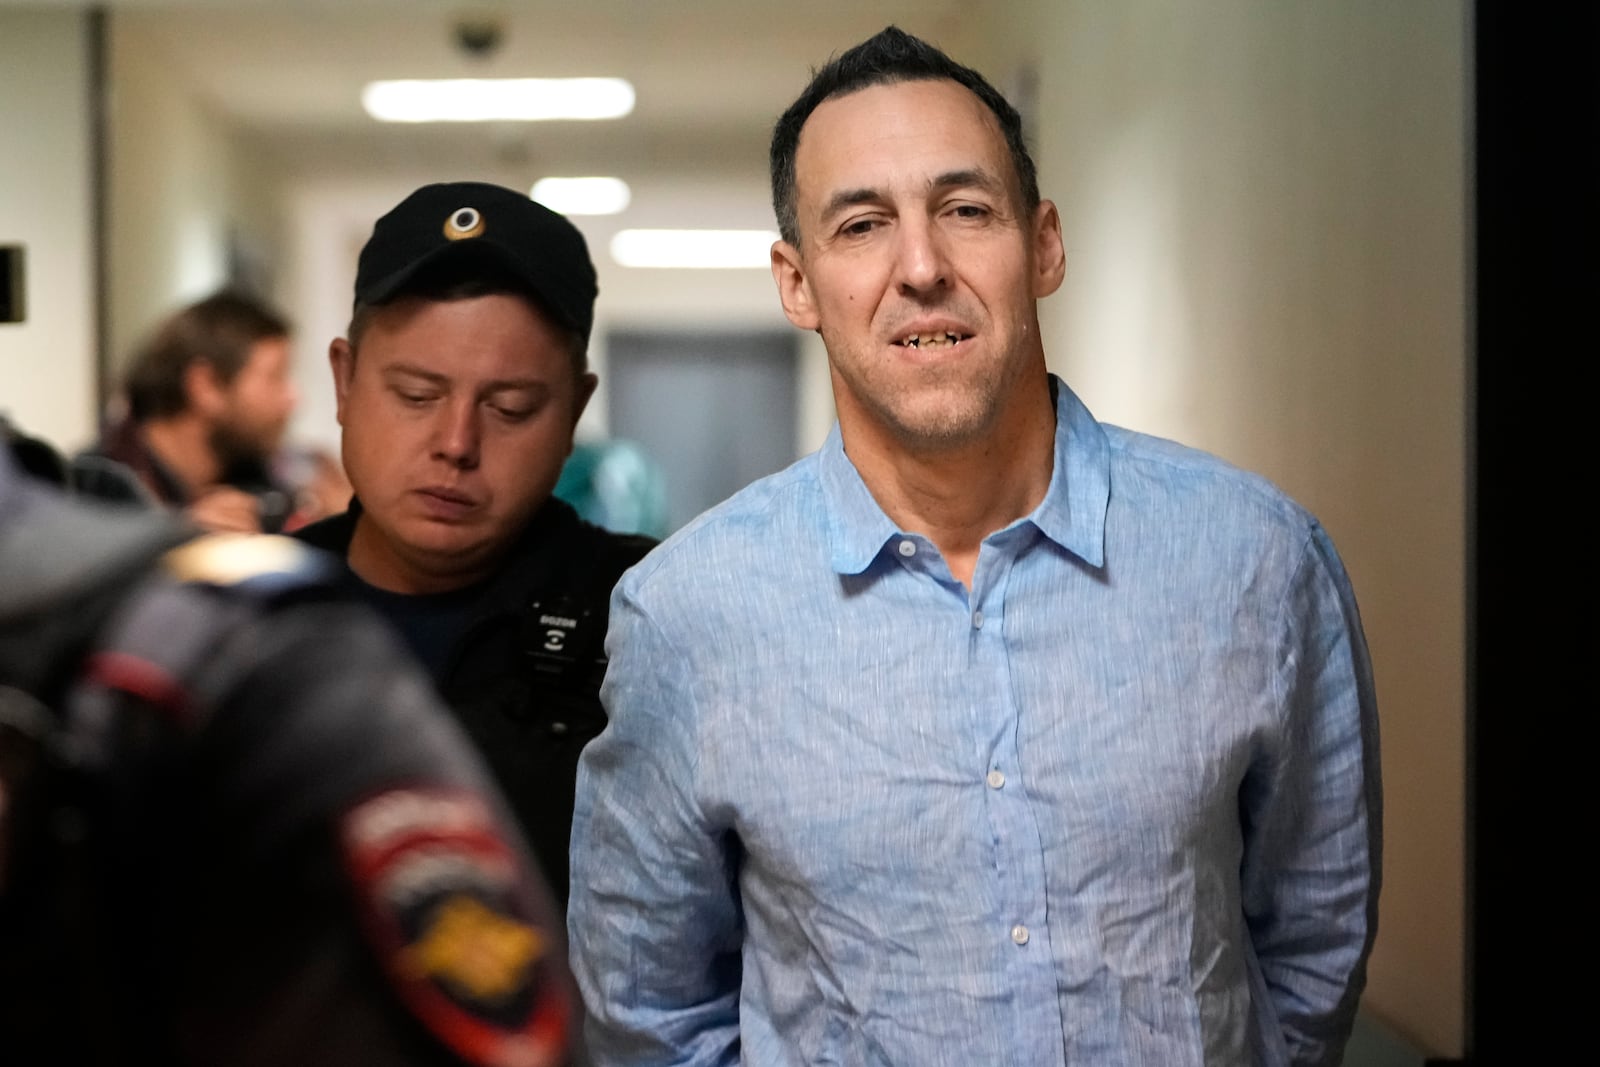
[362,292,542,340]
[359,318,558,385]
[793,78,1011,200]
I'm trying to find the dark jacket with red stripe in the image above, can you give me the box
[0,451,577,1067]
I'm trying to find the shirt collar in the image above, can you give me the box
[1031,376,1108,568]
[819,422,902,574]
[818,374,1109,574]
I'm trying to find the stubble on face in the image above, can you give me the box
[821,308,1025,452]
[785,79,1051,458]
[212,337,296,466]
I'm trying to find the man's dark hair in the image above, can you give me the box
[769,25,1040,246]
[124,291,290,421]
[346,257,589,383]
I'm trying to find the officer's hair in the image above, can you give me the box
[345,259,589,383]
[769,25,1040,247]
[124,291,290,422]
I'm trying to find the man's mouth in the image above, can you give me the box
[895,331,972,350]
[417,486,477,513]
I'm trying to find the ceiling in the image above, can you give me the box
[92,0,983,180]
[4,0,1000,383]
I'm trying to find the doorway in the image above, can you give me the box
[606,329,800,534]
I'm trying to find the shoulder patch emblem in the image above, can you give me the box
[341,786,568,1067]
[401,893,544,1001]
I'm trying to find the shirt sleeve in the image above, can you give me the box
[1239,521,1383,1067]
[568,581,743,1066]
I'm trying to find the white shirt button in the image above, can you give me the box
[972,610,984,628]
[897,539,916,557]
[986,769,1006,789]
[1011,924,1030,945]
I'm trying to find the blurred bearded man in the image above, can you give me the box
[83,291,299,532]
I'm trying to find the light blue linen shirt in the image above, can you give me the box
[569,378,1381,1067]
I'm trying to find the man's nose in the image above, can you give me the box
[893,216,951,297]
[432,398,481,468]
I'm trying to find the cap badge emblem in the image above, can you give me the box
[443,207,485,241]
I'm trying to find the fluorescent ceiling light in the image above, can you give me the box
[611,229,779,269]
[362,78,635,122]
[532,176,632,216]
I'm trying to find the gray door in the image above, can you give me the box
[607,329,798,534]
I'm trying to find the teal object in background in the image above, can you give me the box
[554,439,669,539]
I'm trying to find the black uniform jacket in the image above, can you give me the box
[295,497,656,906]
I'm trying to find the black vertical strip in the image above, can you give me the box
[86,6,109,420]
[1458,7,1478,1063]
[1470,4,1595,1063]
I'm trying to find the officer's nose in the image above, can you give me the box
[432,398,481,469]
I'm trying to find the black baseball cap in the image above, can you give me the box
[353,181,598,341]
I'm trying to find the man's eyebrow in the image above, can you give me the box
[928,168,1005,197]
[818,168,1007,224]
[480,378,548,396]
[382,363,548,398]
[382,364,449,385]
[819,186,887,224]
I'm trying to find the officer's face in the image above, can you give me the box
[330,293,596,593]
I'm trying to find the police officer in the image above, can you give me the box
[0,443,576,1067]
[295,182,655,907]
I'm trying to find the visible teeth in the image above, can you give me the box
[901,332,963,348]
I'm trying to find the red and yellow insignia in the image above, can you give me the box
[401,893,546,1000]
[341,787,568,1067]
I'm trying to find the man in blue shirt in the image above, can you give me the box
[568,26,1380,1067]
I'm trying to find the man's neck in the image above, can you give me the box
[139,415,220,497]
[840,376,1057,590]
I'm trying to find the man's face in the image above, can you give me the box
[213,335,296,462]
[330,292,595,594]
[771,78,1064,452]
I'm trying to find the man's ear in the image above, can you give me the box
[328,338,355,426]
[185,360,227,418]
[571,370,599,433]
[1031,199,1066,299]
[771,239,820,332]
